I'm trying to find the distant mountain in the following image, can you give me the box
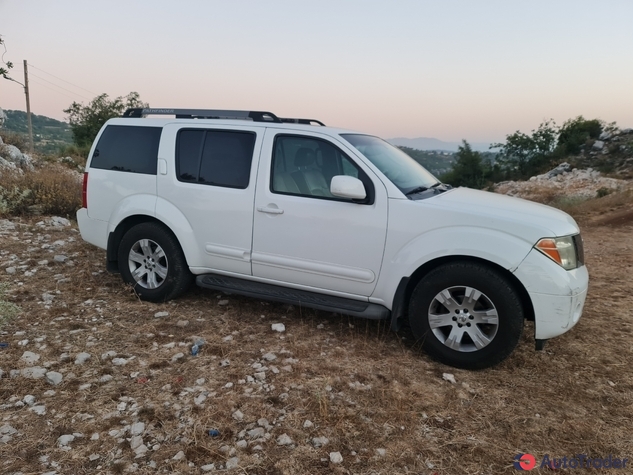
[1,109,73,154]
[388,137,491,152]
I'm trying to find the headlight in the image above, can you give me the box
[535,235,579,270]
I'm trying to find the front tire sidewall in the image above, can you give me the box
[409,263,524,370]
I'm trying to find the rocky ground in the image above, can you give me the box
[1,200,633,474]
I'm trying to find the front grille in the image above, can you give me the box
[573,234,585,265]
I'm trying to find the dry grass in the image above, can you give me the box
[0,198,632,474]
[0,165,82,218]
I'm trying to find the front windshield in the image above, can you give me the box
[341,134,438,194]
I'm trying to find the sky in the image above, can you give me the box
[1,0,632,143]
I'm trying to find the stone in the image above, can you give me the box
[46,371,63,385]
[51,216,71,227]
[57,434,75,446]
[312,436,329,447]
[29,405,46,415]
[592,140,604,150]
[130,422,145,436]
[99,374,113,383]
[262,352,277,361]
[201,464,216,472]
[176,320,189,327]
[173,450,186,461]
[218,299,229,306]
[303,420,314,428]
[130,435,144,450]
[75,352,91,364]
[232,409,244,421]
[271,323,285,332]
[101,350,117,360]
[376,448,386,456]
[134,444,149,457]
[42,292,54,303]
[247,427,266,439]
[442,373,457,384]
[22,366,46,379]
[171,352,184,363]
[225,457,239,469]
[154,311,169,318]
[599,131,611,141]
[276,433,293,446]
[23,395,36,406]
[5,266,16,274]
[330,452,343,464]
[112,358,129,366]
[89,454,100,461]
[20,351,40,365]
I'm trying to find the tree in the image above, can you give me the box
[440,140,490,188]
[556,116,602,155]
[64,92,147,148]
[0,35,15,80]
[491,120,558,180]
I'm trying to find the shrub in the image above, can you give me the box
[596,187,612,198]
[0,283,20,327]
[557,116,602,155]
[0,165,82,218]
[0,131,28,151]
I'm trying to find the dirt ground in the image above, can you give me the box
[1,199,632,475]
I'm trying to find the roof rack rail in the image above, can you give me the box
[279,118,326,126]
[122,108,283,123]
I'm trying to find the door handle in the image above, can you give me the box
[257,206,284,215]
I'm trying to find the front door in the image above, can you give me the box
[252,129,388,297]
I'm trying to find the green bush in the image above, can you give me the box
[557,116,602,155]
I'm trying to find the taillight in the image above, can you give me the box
[82,172,88,208]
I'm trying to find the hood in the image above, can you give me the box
[427,187,580,239]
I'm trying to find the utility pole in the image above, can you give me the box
[23,60,34,154]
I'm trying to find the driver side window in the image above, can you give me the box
[271,135,364,200]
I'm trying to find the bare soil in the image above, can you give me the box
[0,205,632,475]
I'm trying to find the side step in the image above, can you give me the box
[196,274,390,320]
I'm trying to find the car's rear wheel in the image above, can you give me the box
[408,261,523,369]
[118,222,193,302]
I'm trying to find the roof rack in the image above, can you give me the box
[279,118,326,126]
[122,108,325,126]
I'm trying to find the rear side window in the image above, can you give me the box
[91,125,161,174]
[176,129,256,189]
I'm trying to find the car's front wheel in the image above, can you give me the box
[408,261,524,369]
[118,222,193,302]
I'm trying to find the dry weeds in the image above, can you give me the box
[0,197,632,474]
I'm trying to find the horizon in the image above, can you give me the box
[1,0,632,143]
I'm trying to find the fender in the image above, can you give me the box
[372,225,534,310]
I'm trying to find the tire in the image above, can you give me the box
[408,261,523,370]
[117,222,193,302]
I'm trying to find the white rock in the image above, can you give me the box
[21,351,40,365]
[330,452,343,464]
[89,454,100,461]
[218,299,229,306]
[134,444,149,457]
[130,422,145,436]
[23,394,36,406]
[194,394,207,405]
[22,366,46,379]
[247,427,266,439]
[46,371,63,385]
[271,323,285,332]
[75,352,91,364]
[101,350,117,360]
[57,434,75,446]
[173,450,186,461]
[99,374,113,383]
[276,433,293,446]
[112,358,129,366]
[41,292,54,303]
[312,436,329,447]
[5,266,16,274]
[91,433,99,440]
[262,352,277,361]
[29,405,46,415]
[442,373,457,384]
[154,311,169,318]
[232,409,244,421]
[303,420,314,428]
[226,457,239,469]
[376,448,386,456]
[176,320,189,327]
[51,216,71,227]
[53,254,68,263]
[201,464,216,471]
[130,435,144,450]
[171,352,184,363]
[592,140,604,150]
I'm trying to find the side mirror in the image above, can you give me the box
[330,175,366,200]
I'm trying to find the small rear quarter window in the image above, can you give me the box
[91,125,162,174]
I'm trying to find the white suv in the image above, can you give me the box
[76,108,588,369]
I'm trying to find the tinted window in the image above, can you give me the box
[176,129,256,189]
[91,125,161,174]
[271,135,373,204]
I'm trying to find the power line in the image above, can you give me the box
[28,71,91,100]
[28,63,98,96]
[29,77,82,101]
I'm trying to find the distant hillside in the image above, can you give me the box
[1,110,73,154]
[398,147,455,176]
[388,136,490,152]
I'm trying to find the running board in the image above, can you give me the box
[196,274,389,320]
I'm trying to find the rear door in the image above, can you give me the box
[156,123,263,274]
[251,129,388,297]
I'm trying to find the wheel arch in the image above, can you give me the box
[106,215,184,273]
[390,255,535,331]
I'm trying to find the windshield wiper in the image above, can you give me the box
[431,181,443,188]
[404,186,429,196]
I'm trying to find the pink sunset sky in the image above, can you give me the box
[1,0,632,143]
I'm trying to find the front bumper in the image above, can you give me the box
[513,249,589,340]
